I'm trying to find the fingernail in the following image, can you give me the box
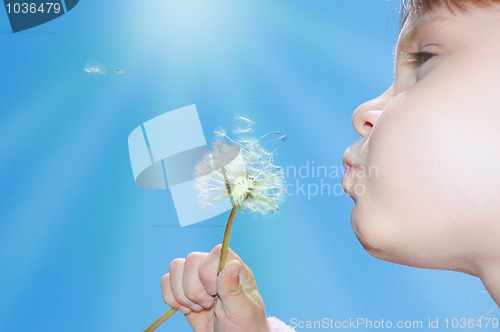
[202,299,214,308]
[179,306,191,315]
[232,262,241,279]
[191,304,203,311]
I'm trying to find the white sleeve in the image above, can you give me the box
[267,316,296,332]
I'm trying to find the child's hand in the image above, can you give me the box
[161,244,270,332]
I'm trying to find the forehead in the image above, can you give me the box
[398,0,489,49]
[402,0,492,22]
[399,0,497,47]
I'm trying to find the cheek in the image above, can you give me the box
[353,94,500,266]
[368,105,460,223]
[369,86,500,223]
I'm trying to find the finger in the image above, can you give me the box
[161,273,179,308]
[183,252,214,310]
[161,273,191,314]
[168,258,195,315]
[198,245,222,296]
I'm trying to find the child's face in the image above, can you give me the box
[343,4,500,274]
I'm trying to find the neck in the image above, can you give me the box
[478,262,500,307]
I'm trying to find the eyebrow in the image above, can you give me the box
[398,14,451,50]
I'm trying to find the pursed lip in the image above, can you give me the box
[341,150,357,199]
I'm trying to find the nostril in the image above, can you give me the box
[352,109,382,137]
[363,121,373,131]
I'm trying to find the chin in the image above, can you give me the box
[353,219,478,274]
[350,205,442,269]
[350,206,393,260]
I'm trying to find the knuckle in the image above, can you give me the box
[185,251,202,264]
[211,244,222,255]
[169,258,184,271]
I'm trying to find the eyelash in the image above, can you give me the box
[407,52,436,67]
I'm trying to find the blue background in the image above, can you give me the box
[0,1,498,331]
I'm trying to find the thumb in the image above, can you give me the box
[217,259,248,306]
[216,259,268,329]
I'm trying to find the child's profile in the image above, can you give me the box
[161,1,500,331]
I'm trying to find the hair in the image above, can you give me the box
[401,0,496,26]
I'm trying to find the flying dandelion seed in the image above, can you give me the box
[195,117,286,214]
[277,134,287,141]
[83,61,106,75]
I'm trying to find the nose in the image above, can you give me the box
[352,87,392,137]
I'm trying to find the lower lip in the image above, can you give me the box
[342,165,353,180]
[341,166,356,197]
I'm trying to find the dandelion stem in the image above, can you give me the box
[218,204,239,273]
[143,204,239,332]
[143,308,177,332]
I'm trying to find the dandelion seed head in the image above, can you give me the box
[195,116,286,215]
